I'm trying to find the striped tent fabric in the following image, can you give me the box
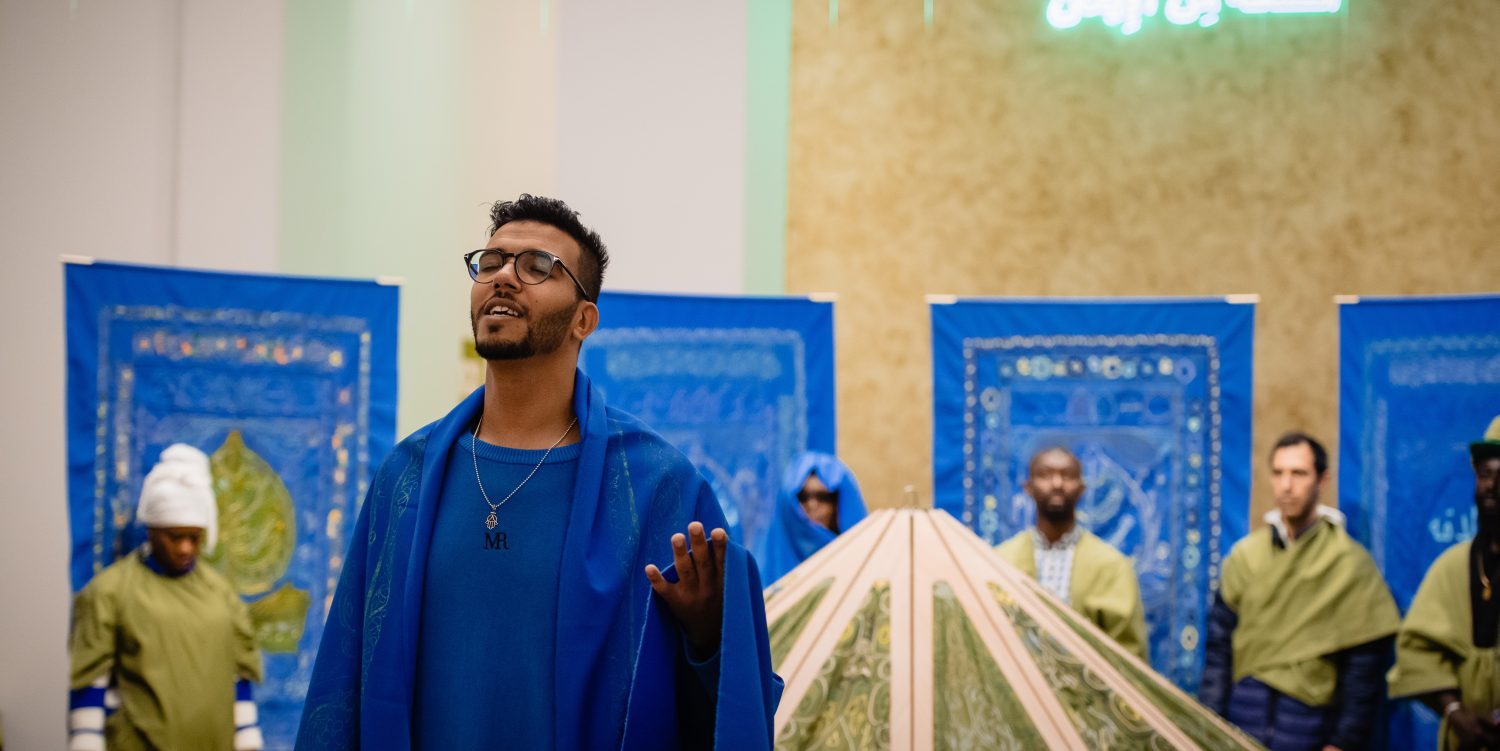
[763,509,1264,750]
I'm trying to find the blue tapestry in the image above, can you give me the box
[931,297,1254,692]
[1339,294,1500,751]
[64,260,398,750]
[579,291,835,556]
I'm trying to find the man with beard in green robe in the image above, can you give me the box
[1390,417,1500,751]
[995,446,1148,660]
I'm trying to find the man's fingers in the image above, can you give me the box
[688,522,710,576]
[644,564,669,595]
[671,532,697,586]
[711,527,728,579]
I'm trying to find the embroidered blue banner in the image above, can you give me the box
[1339,293,1500,751]
[931,297,1254,692]
[580,291,835,557]
[65,260,398,750]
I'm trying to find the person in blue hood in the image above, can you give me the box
[755,452,868,585]
[296,195,781,750]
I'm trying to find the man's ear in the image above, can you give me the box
[573,300,599,342]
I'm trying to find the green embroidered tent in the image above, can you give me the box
[763,508,1263,750]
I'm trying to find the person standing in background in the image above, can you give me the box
[1200,432,1398,751]
[756,452,869,584]
[68,443,263,751]
[994,446,1149,660]
[1389,417,1500,751]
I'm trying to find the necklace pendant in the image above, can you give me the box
[1486,586,1492,602]
[485,511,498,530]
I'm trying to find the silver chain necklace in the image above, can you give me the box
[472,414,577,530]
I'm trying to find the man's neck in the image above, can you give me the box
[479,355,579,448]
[1036,516,1076,544]
[1283,508,1320,541]
[142,545,192,577]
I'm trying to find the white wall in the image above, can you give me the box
[176,0,283,269]
[557,0,748,294]
[0,0,282,746]
[280,0,751,432]
[278,0,563,432]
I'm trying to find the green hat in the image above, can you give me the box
[1473,416,1500,461]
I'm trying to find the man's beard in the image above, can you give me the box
[472,301,576,360]
[1037,498,1075,524]
[1478,498,1500,542]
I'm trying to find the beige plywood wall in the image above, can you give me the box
[785,1,1500,516]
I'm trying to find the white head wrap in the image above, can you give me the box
[137,443,218,550]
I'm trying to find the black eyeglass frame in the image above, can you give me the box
[463,248,594,302]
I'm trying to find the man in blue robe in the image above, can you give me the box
[755,452,868,584]
[296,194,782,750]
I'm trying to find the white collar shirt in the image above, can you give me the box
[1031,526,1083,605]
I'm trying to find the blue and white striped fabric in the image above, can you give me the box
[66,675,114,751]
[234,679,263,751]
[67,677,261,750]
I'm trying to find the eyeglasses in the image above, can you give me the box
[463,248,593,301]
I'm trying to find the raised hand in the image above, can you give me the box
[644,522,727,660]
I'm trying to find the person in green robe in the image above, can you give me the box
[67,444,263,751]
[1200,431,1400,751]
[1389,416,1500,751]
[994,446,1149,660]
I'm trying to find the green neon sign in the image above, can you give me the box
[1046,0,1343,35]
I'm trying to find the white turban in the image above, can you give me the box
[137,443,218,550]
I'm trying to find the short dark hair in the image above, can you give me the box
[1027,446,1080,476]
[1271,431,1328,477]
[487,194,609,301]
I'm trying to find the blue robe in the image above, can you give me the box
[754,452,868,585]
[296,371,782,750]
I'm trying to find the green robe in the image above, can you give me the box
[1389,541,1500,751]
[995,529,1149,660]
[69,549,261,751]
[1219,518,1400,708]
